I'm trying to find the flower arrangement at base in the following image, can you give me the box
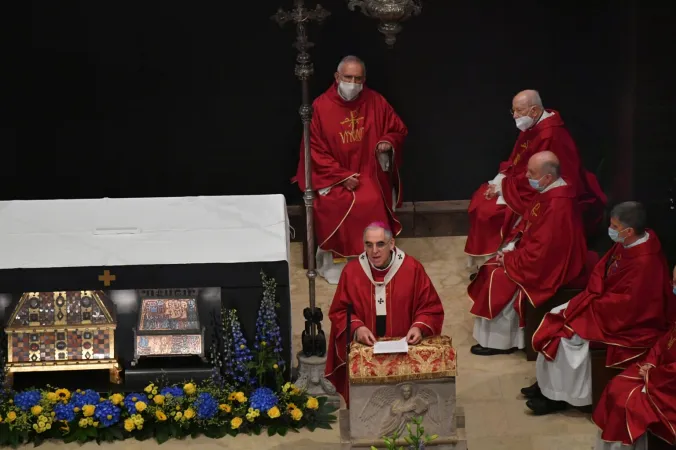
[0,271,338,447]
[0,380,337,447]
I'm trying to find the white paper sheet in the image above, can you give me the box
[373,337,409,354]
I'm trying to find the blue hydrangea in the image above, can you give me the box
[230,310,253,385]
[123,393,148,414]
[249,387,278,412]
[254,273,284,368]
[193,392,218,420]
[54,402,76,422]
[71,389,101,409]
[94,400,121,428]
[13,390,42,411]
[159,387,184,398]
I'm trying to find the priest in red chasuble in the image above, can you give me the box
[325,222,444,405]
[464,89,606,275]
[292,55,408,285]
[592,322,676,449]
[526,202,676,416]
[468,151,588,357]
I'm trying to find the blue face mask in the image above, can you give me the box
[528,176,545,192]
[608,227,630,243]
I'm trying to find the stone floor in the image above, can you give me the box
[37,236,597,450]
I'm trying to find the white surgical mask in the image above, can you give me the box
[515,115,535,131]
[338,81,363,101]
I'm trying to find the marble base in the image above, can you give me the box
[294,352,341,407]
[346,377,465,449]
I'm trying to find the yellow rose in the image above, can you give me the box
[183,383,196,395]
[82,405,96,417]
[219,404,232,413]
[290,408,303,421]
[7,411,16,422]
[124,419,135,432]
[55,389,71,401]
[267,406,281,419]
[286,403,297,411]
[31,405,43,416]
[155,410,167,421]
[306,397,319,410]
[46,392,58,403]
[110,393,124,406]
[135,401,147,412]
[184,408,195,420]
[230,417,243,429]
[144,384,154,393]
[228,392,237,401]
[234,392,247,403]
[153,395,165,405]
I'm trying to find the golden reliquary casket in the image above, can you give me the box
[4,290,121,387]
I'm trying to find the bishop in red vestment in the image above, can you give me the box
[292,56,407,284]
[468,151,588,356]
[325,222,445,405]
[592,323,676,449]
[464,90,606,272]
[525,202,676,415]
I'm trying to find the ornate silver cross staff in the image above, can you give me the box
[271,1,330,358]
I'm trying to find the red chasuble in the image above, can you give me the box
[468,183,588,326]
[292,84,408,257]
[464,110,606,257]
[325,248,444,405]
[533,231,674,368]
[593,323,676,446]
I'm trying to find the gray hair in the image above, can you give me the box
[337,55,366,75]
[363,223,392,241]
[611,201,647,234]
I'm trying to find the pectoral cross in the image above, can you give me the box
[98,269,116,287]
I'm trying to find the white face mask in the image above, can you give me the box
[515,115,535,131]
[338,81,363,101]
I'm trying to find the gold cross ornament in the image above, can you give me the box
[98,269,116,287]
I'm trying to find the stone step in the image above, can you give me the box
[287,200,469,243]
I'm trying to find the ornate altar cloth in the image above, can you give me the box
[349,335,457,385]
[4,291,120,386]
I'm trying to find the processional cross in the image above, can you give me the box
[271,0,330,358]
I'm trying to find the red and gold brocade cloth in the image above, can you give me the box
[349,336,457,385]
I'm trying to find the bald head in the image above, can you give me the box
[511,90,544,126]
[527,151,560,191]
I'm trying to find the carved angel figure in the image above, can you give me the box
[359,383,441,438]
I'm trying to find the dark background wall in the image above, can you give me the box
[10,1,676,258]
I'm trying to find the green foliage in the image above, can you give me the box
[370,416,439,450]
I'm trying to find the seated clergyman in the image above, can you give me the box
[526,201,675,415]
[324,222,445,405]
[468,151,588,356]
[592,321,676,450]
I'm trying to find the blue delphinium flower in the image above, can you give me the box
[54,402,76,422]
[254,272,284,369]
[230,309,253,385]
[94,400,121,428]
[249,387,278,412]
[159,386,184,398]
[193,392,218,420]
[71,389,101,409]
[123,393,148,414]
[13,390,42,411]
